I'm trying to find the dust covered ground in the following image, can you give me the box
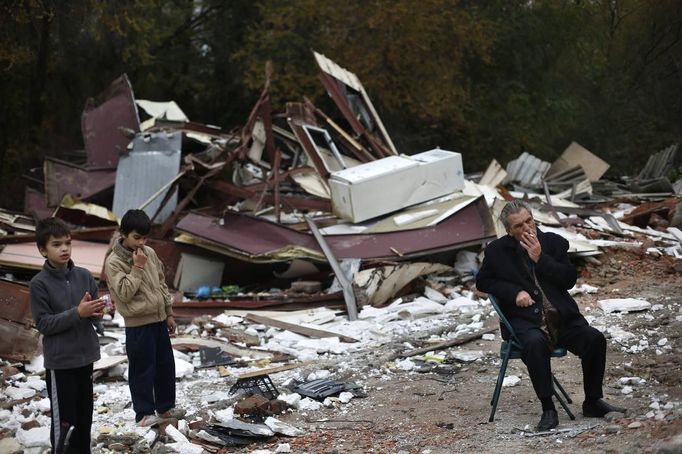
[3,248,681,454]
[242,249,682,454]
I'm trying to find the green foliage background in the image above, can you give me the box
[1,0,680,209]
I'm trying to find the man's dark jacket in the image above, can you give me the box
[476,228,587,339]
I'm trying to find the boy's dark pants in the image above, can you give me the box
[125,321,176,422]
[46,364,94,453]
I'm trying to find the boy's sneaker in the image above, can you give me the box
[158,408,186,419]
[137,414,166,427]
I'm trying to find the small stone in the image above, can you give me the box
[97,406,110,414]
[188,419,205,430]
[109,443,128,451]
[604,424,622,434]
[628,421,642,429]
[21,419,41,430]
[605,412,625,422]
[275,443,291,453]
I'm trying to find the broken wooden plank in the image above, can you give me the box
[245,313,358,343]
[237,360,314,379]
[400,321,498,357]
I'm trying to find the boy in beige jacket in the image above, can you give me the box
[105,209,183,426]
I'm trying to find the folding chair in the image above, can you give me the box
[488,294,575,422]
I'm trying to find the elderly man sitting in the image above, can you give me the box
[476,200,625,430]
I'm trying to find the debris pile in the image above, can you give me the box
[0,51,681,452]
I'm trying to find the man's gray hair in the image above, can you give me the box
[499,200,532,231]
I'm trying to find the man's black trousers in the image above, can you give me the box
[518,324,606,401]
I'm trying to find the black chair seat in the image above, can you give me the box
[500,340,567,360]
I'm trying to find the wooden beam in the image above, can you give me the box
[237,360,314,379]
[400,322,498,358]
[245,313,358,343]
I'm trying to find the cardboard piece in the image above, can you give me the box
[547,142,610,182]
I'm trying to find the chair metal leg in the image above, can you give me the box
[553,388,576,420]
[489,344,512,422]
[552,374,572,404]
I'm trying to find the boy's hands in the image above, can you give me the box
[77,292,105,318]
[133,248,147,269]
[166,316,177,336]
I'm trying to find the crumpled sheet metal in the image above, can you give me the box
[175,197,493,263]
[81,74,140,169]
[44,158,116,207]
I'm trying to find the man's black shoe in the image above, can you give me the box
[582,399,626,417]
[537,409,558,431]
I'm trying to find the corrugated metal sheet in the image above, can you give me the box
[504,152,551,187]
[638,144,678,180]
[81,74,140,169]
[112,131,182,223]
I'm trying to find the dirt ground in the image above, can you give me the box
[237,249,682,454]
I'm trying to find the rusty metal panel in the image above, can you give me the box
[0,240,108,278]
[145,238,184,289]
[81,74,140,169]
[0,279,32,325]
[0,318,41,362]
[172,292,343,319]
[24,187,54,220]
[175,198,492,262]
[207,180,332,212]
[44,158,116,207]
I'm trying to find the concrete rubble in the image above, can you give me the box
[0,52,681,452]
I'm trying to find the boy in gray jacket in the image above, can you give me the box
[29,217,104,453]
